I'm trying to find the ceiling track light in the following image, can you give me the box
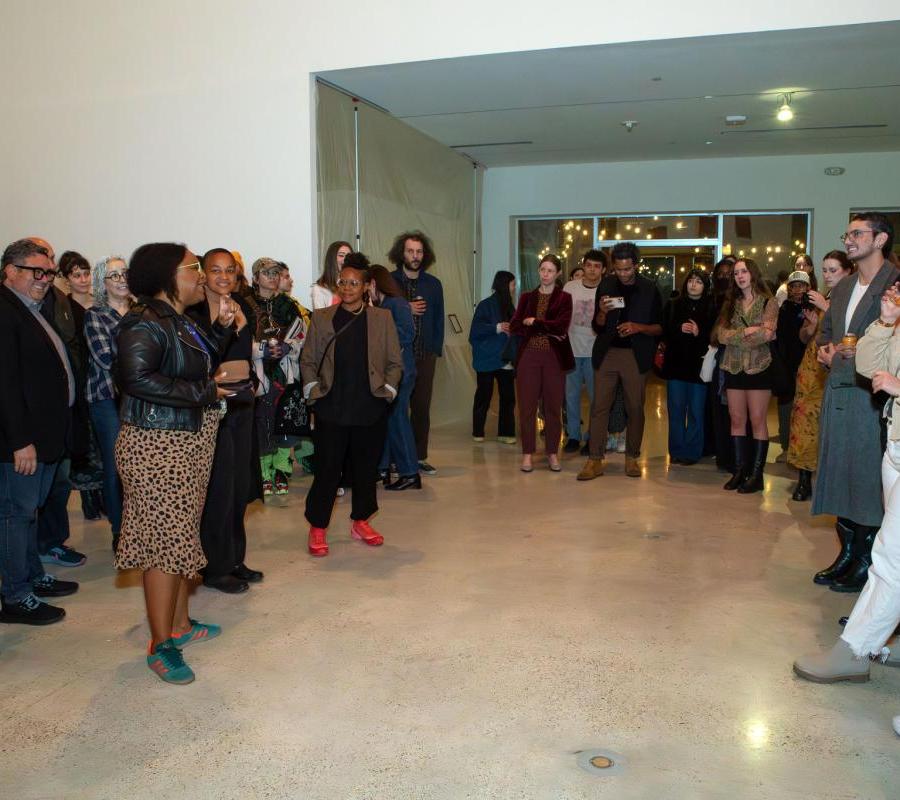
[776,93,793,122]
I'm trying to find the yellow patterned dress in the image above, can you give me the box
[787,314,827,471]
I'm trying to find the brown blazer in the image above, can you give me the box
[300,304,403,403]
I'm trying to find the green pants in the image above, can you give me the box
[260,441,314,481]
[261,447,293,481]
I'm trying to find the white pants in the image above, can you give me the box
[842,440,900,657]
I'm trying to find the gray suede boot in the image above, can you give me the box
[793,638,870,683]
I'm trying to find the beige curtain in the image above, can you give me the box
[316,82,479,428]
[315,83,357,291]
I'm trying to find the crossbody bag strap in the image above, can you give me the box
[316,309,364,375]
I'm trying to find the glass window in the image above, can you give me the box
[722,213,809,281]
[518,217,593,291]
[598,214,718,243]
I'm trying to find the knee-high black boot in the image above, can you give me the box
[737,439,769,494]
[723,436,748,490]
[80,489,101,520]
[813,518,854,585]
[830,524,878,593]
[792,469,812,502]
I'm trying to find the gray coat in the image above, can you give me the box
[811,261,900,525]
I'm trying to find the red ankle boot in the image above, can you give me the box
[350,519,384,546]
[308,526,329,556]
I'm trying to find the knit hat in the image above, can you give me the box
[787,270,811,285]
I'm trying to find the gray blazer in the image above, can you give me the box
[812,261,900,525]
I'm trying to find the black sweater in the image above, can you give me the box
[661,294,716,383]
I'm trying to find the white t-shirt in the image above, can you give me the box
[845,278,867,333]
[563,279,600,358]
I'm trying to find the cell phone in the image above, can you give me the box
[608,297,625,309]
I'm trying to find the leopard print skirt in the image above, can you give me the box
[114,408,220,577]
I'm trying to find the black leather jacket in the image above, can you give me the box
[116,298,222,432]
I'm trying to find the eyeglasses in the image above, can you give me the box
[105,271,129,283]
[337,278,363,288]
[12,264,59,281]
[259,268,282,279]
[177,261,203,275]
[840,229,875,243]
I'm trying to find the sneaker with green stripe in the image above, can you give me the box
[170,619,221,649]
[147,639,195,685]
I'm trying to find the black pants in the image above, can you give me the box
[473,369,516,438]
[410,352,437,460]
[305,415,388,530]
[199,400,254,578]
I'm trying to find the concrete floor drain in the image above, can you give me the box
[576,749,625,776]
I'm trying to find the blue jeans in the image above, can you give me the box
[37,457,71,553]
[666,380,707,461]
[90,399,122,534]
[380,370,418,476]
[1,462,56,603]
[565,356,595,442]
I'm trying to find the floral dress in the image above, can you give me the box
[787,313,827,471]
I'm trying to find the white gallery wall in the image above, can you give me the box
[480,151,900,299]
[2,1,899,289]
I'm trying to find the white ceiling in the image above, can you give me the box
[319,22,900,167]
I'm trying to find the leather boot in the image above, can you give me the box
[791,469,812,502]
[830,524,878,593]
[723,436,748,490]
[80,490,101,521]
[813,519,855,585]
[737,439,768,494]
[793,638,870,683]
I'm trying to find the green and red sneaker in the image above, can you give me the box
[170,619,222,649]
[146,639,195,685]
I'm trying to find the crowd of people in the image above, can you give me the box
[4,213,900,733]
[0,230,443,684]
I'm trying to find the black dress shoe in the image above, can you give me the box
[0,595,65,625]
[33,575,79,597]
[232,564,264,583]
[386,474,422,491]
[203,574,249,594]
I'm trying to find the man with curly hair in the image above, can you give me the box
[389,231,444,475]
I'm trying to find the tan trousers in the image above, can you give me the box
[589,347,648,458]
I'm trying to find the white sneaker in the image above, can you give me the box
[605,434,617,452]
[616,433,627,454]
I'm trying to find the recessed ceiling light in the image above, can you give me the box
[705,141,713,145]
[703,95,714,100]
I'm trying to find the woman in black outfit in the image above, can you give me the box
[662,268,716,465]
[300,253,402,557]
[188,248,264,594]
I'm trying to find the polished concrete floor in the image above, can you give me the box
[3,383,900,799]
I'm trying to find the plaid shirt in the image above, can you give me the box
[84,305,123,403]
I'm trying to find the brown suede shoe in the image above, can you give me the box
[577,458,605,481]
[625,457,642,477]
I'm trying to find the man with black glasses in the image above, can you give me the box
[578,241,662,480]
[0,239,79,625]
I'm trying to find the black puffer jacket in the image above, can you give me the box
[116,298,222,432]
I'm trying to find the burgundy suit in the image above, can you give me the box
[510,286,574,455]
